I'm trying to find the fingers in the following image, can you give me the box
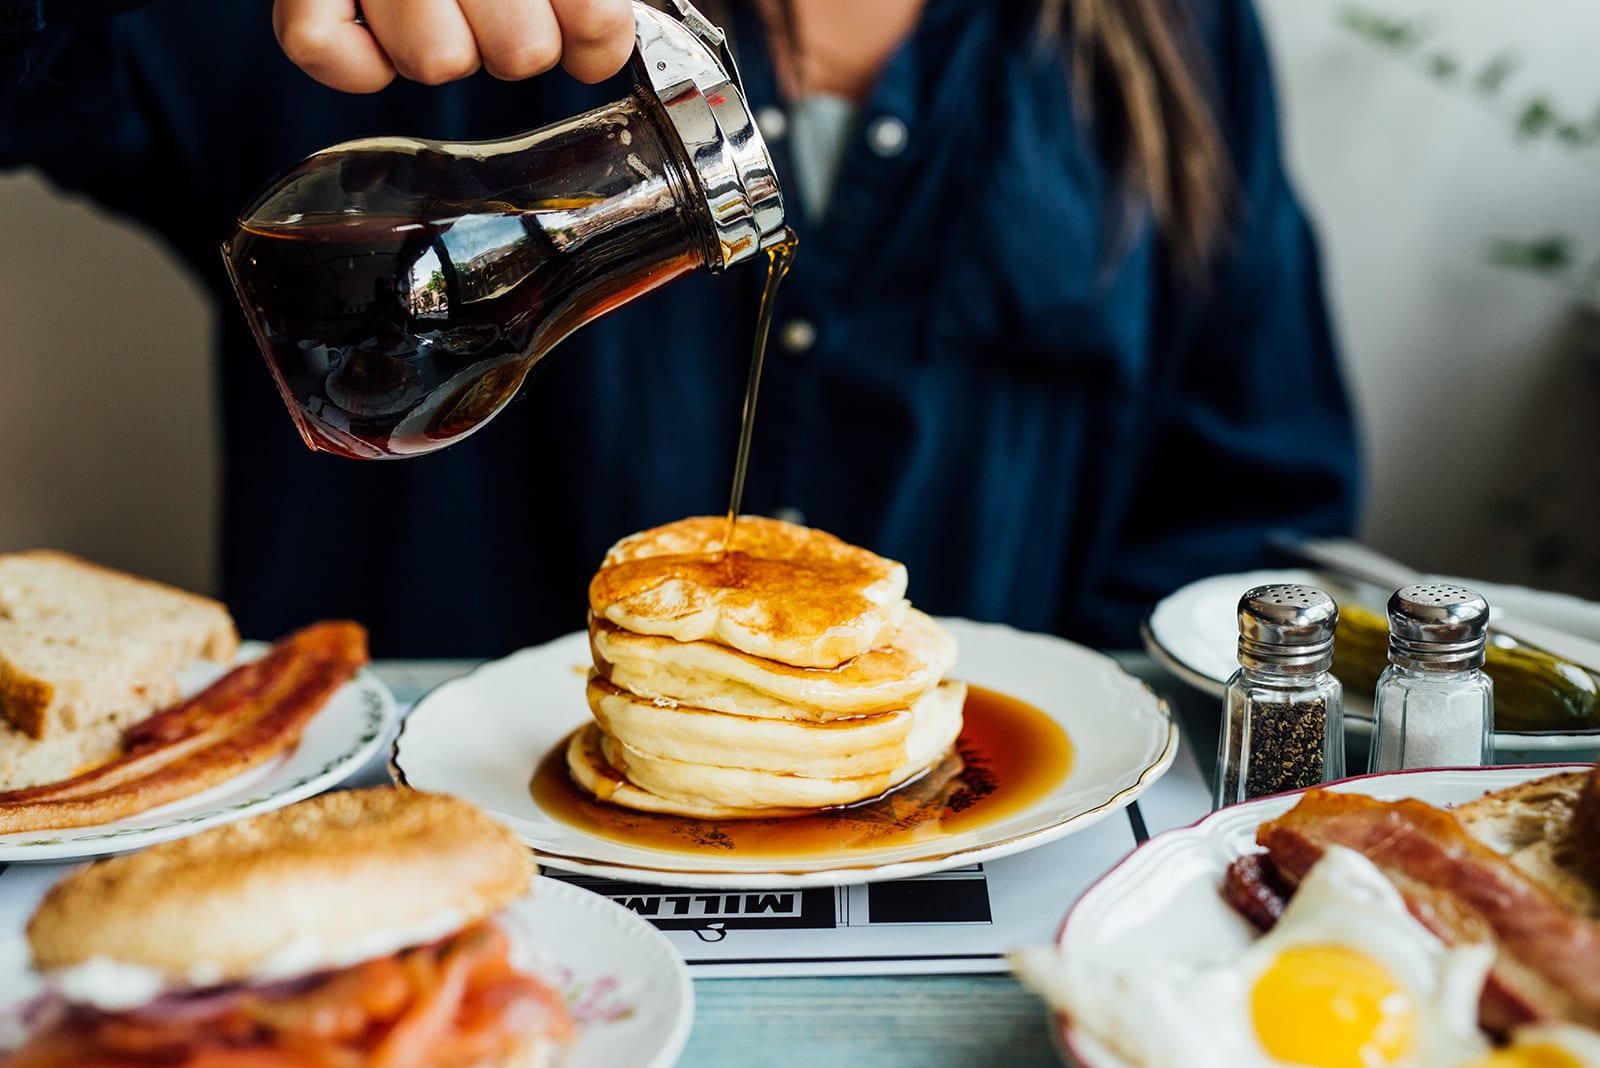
[274,0,397,94]
[360,0,481,86]
[458,0,563,81]
[550,0,635,83]
[274,0,635,93]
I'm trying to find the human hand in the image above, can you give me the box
[273,0,636,93]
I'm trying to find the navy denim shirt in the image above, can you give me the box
[1,0,1360,657]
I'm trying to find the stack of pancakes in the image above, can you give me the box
[566,516,964,819]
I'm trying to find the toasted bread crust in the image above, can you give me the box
[0,550,238,740]
[27,788,532,982]
[1454,770,1600,921]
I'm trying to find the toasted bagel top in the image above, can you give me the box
[27,787,532,986]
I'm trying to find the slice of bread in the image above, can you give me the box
[27,787,534,983]
[0,551,237,741]
[1454,769,1600,920]
[0,717,126,793]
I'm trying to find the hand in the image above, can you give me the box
[274,0,636,93]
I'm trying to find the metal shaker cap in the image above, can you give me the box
[1236,584,1339,674]
[634,0,786,269]
[1387,583,1489,671]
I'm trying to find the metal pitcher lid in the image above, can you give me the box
[634,0,786,269]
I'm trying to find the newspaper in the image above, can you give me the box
[550,741,1209,977]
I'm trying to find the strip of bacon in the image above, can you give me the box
[1255,789,1600,1034]
[0,621,368,833]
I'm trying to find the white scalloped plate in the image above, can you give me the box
[0,643,398,862]
[392,618,1177,888]
[1050,764,1589,1067]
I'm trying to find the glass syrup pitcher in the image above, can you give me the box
[223,0,785,459]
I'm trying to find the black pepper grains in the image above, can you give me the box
[1220,697,1327,801]
[1214,585,1345,808]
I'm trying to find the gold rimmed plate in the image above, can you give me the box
[391,618,1176,889]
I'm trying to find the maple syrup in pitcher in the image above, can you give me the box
[225,1,786,458]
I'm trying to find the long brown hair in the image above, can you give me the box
[1045,0,1234,275]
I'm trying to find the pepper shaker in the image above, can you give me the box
[1368,583,1495,772]
[1215,584,1346,808]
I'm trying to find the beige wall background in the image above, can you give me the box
[3,0,1599,604]
[0,171,217,593]
[1259,0,1600,601]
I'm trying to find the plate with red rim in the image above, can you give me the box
[390,617,1178,888]
[1044,764,1591,1068]
[0,642,399,863]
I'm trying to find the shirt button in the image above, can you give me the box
[774,506,807,526]
[755,106,788,142]
[780,318,816,354]
[866,116,908,158]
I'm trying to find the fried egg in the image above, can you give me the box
[1462,1024,1600,1068]
[1016,845,1495,1068]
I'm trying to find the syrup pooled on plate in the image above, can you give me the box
[531,685,1074,858]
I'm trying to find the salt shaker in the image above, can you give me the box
[1215,584,1346,808]
[1367,583,1495,772]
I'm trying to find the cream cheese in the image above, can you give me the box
[51,956,166,1010]
[47,907,469,1010]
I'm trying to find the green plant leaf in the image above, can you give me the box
[1337,4,1422,50]
[1475,52,1519,94]
[1486,235,1572,273]
[1518,97,1557,138]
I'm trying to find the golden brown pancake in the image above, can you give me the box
[588,607,956,721]
[566,679,965,817]
[573,516,965,820]
[564,723,813,820]
[588,516,909,668]
[587,673,960,779]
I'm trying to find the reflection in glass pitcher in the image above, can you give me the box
[223,1,784,460]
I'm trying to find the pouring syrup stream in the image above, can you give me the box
[721,228,799,555]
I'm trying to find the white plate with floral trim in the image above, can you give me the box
[0,642,398,862]
[1042,764,1588,1068]
[512,876,693,1067]
[0,873,692,1066]
[391,618,1177,888]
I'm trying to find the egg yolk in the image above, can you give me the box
[1250,944,1415,1067]
[1464,1046,1583,1068]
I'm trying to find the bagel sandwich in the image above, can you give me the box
[10,787,573,1067]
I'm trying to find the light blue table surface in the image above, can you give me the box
[368,652,1217,1068]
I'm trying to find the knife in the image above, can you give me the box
[1269,533,1600,677]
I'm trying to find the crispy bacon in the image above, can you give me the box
[1221,852,1290,932]
[0,622,368,833]
[6,921,573,1068]
[1255,789,1600,1034]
